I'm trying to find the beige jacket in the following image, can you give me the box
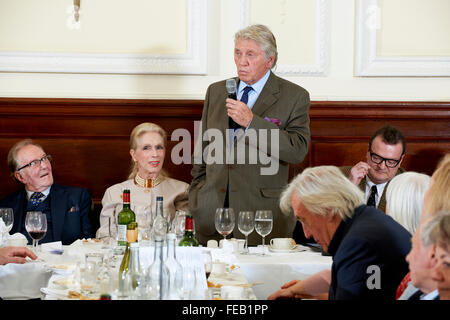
[96,177,189,239]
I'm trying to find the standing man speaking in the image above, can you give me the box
[189,24,310,245]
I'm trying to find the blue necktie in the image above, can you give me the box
[229,86,253,130]
[30,192,44,209]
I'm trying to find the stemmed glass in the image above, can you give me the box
[254,210,273,256]
[215,208,235,242]
[238,211,254,254]
[25,211,47,252]
[0,208,14,237]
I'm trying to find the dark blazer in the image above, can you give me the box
[328,205,411,300]
[0,184,94,245]
[189,71,311,245]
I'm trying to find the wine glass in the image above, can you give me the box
[171,210,186,242]
[0,208,14,236]
[215,208,235,241]
[25,211,47,252]
[238,211,254,254]
[254,210,273,256]
[202,250,213,280]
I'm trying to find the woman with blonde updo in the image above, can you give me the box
[96,122,189,240]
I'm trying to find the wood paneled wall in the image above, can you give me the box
[1,98,449,207]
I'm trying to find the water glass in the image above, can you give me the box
[0,208,14,234]
[255,210,273,256]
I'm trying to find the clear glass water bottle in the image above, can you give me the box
[151,196,168,243]
[163,233,184,299]
[147,237,167,299]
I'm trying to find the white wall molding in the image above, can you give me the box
[355,0,450,77]
[0,0,207,75]
[239,0,329,76]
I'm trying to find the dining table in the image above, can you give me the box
[0,239,332,300]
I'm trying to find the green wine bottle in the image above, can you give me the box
[117,189,136,246]
[179,213,199,247]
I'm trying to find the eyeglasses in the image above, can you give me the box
[369,151,401,168]
[16,154,52,171]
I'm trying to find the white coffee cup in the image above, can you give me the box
[270,238,294,250]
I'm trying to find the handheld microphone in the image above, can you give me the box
[225,78,240,129]
[226,78,237,100]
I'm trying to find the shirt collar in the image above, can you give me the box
[421,289,439,300]
[26,186,51,200]
[238,69,271,95]
[365,177,388,195]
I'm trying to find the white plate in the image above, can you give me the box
[268,245,307,253]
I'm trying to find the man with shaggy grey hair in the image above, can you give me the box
[269,166,411,300]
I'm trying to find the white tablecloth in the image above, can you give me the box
[0,242,332,300]
[236,246,332,299]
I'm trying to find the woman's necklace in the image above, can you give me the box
[134,174,163,193]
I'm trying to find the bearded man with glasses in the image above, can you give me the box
[0,139,94,245]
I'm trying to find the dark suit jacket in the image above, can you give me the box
[189,71,310,245]
[328,205,411,300]
[0,184,94,245]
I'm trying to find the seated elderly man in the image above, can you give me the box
[0,139,94,245]
[268,166,411,300]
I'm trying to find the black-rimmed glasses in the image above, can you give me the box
[17,154,52,171]
[369,151,401,168]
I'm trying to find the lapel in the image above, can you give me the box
[248,71,279,117]
[50,185,66,241]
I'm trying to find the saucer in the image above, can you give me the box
[268,245,306,253]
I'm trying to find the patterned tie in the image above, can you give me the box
[30,192,44,209]
[367,185,377,207]
[229,86,253,130]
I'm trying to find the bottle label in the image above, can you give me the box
[118,224,127,244]
[127,226,138,243]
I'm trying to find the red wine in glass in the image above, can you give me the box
[29,230,46,240]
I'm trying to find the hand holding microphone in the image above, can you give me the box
[225,78,253,129]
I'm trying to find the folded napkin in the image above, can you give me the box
[41,241,63,254]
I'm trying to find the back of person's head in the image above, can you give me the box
[128,122,168,180]
[421,210,450,249]
[386,172,430,234]
[7,139,45,179]
[235,24,278,68]
[280,165,364,220]
[425,154,450,218]
[369,125,406,156]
